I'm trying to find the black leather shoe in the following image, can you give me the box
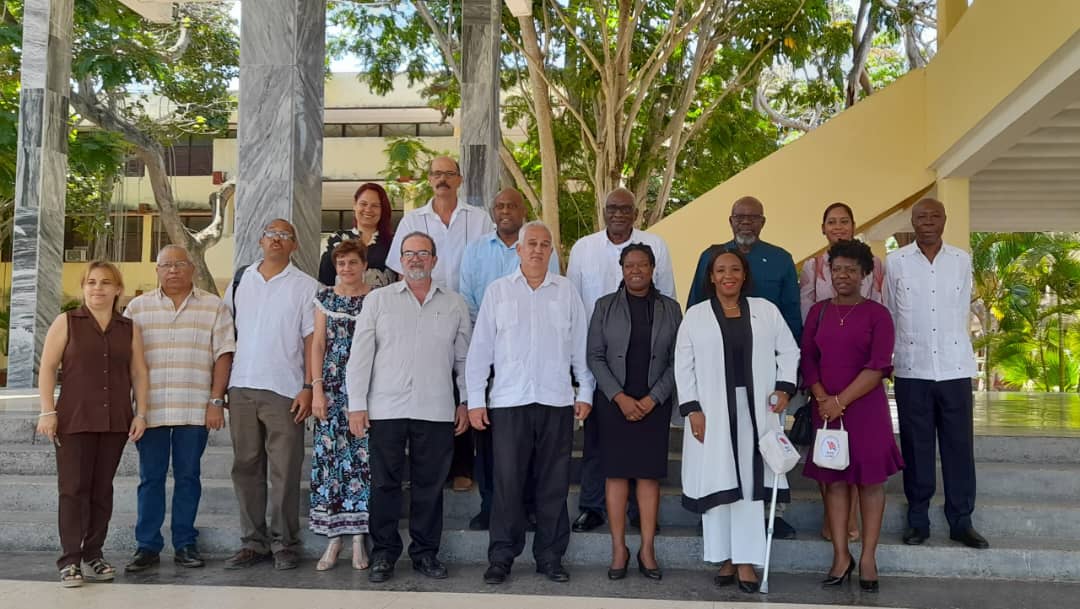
[368,559,395,583]
[714,573,735,587]
[902,527,930,545]
[124,549,160,573]
[607,552,629,580]
[860,578,880,592]
[950,527,990,549]
[412,555,448,579]
[537,562,570,582]
[770,516,796,540]
[636,550,662,580]
[173,545,204,568]
[469,511,490,531]
[737,576,760,593]
[571,510,604,532]
[822,558,855,587]
[483,563,509,584]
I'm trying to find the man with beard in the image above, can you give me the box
[458,188,559,531]
[566,187,675,534]
[883,198,986,550]
[684,196,802,539]
[387,156,493,493]
[346,231,473,582]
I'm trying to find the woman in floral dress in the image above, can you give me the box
[309,239,373,570]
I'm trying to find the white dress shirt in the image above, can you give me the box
[566,228,676,318]
[386,200,495,291]
[466,268,595,410]
[225,261,318,400]
[346,281,471,422]
[883,242,977,381]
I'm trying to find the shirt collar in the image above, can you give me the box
[392,279,444,305]
[604,228,640,247]
[510,266,557,289]
[485,230,518,249]
[250,259,297,281]
[156,287,199,301]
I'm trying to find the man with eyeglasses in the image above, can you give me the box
[222,219,319,570]
[685,195,803,539]
[566,187,675,534]
[386,156,494,493]
[122,245,235,573]
[346,231,472,583]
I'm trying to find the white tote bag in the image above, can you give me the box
[759,424,800,474]
[812,417,850,471]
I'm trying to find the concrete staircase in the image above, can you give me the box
[2,410,1079,581]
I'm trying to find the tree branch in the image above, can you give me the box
[161,19,193,63]
[548,1,605,77]
[413,0,461,79]
[754,82,813,132]
[846,0,878,107]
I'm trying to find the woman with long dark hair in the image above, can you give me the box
[319,182,397,288]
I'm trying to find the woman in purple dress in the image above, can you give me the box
[802,240,903,593]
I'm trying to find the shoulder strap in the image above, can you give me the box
[231,265,249,339]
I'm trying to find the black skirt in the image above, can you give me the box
[597,391,672,480]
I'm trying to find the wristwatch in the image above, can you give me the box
[208,398,225,408]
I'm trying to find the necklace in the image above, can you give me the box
[721,303,740,310]
[832,298,863,326]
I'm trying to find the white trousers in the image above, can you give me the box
[702,387,765,565]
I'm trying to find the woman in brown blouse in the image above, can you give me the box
[36,261,150,587]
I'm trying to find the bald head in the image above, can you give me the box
[911,197,947,248]
[492,188,527,239]
[729,196,766,249]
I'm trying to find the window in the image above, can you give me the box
[382,123,419,137]
[344,124,380,137]
[163,134,214,177]
[63,214,144,263]
[124,157,145,177]
[418,123,453,136]
[150,215,213,259]
[323,124,346,138]
[322,210,351,233]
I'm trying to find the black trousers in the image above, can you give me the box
[895,377,976,533]
[449,380,474,479]
[488,404,573,569]
[368,418,454,563]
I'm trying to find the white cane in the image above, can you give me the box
[760,407,784,594]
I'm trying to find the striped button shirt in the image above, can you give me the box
[124,287,236,427]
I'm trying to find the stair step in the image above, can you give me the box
[1,510,1077,582]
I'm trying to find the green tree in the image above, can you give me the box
[330,0,833,249]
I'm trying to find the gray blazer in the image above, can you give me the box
[586,287,682,404]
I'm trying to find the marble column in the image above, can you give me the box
[7,0,73,388]
[234,0,325,275]
[459,0,502,209]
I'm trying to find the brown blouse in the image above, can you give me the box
[56,306,135,434]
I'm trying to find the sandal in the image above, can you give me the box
[84,557,116,582]
[60,564,83,588]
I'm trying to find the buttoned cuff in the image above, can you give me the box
[679,401,703,417]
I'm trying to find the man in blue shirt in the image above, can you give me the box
[458,188,559,530]
[685,195,802,540]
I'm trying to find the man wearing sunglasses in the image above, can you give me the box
[223,218,319,571]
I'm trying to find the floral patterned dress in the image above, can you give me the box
[309,287,370,536]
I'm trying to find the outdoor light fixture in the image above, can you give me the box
[504,0,532,17]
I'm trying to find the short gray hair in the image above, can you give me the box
[518,220,551,243]
[156,244,191,264]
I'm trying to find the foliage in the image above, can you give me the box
[973,232,1080,392]
[379,136,446,211]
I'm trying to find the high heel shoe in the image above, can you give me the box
[316,538,343,571]
[821,558,855,587]
[352,535,369,570]
[859,578,879,592]
[607,553,629,580]
[736,575,760,593]
[636,550,662,580]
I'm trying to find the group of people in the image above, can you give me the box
[36,155,986,595]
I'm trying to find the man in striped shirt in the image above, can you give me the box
[122,245,235,573]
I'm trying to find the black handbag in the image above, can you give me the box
[790,302,829,447]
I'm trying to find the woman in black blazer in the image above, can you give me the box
[587,243,683,581]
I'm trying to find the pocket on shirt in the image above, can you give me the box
[547,301,571,331]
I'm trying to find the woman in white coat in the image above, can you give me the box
[676,248,800,593]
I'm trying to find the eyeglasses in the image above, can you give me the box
[262,230,295,241]
[605,204,635,216]
[157,261,192,270]
[402,250,433,260]
[429,170,460,179]
[730,214,765,224]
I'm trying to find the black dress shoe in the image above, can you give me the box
[572,510,604,532]
[412,555,448,579]
[483,563,509,584]
[860,578,880,592]
[770,517,796,540]
[469,511,490,531]
[902,527,930,545]
[737,576,760,593]
[714,573,735,587]
[124,549,160,573]
[822,559,855,587]
[173,545,204,568]
[368,559,395,583]
[950,527,989,549]
[636,551,662,580]
[537,562,570,582]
